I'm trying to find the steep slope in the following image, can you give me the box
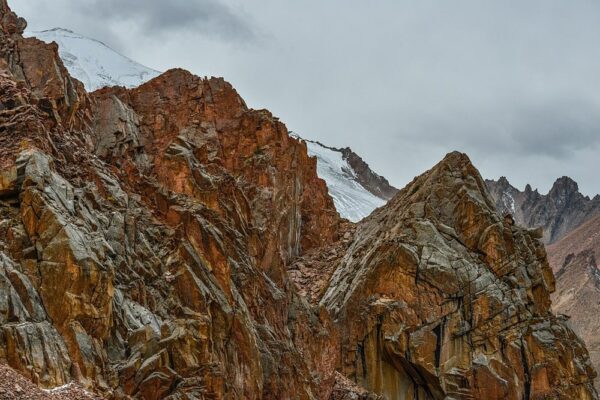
[1,2,342,398]
[22,28,397,223]
[486,176,600,244]
[546,214,600,388]
[547,213,600,273]
[294,152,598,399]
[302,139,394,222]
[0,1,597,399]
[25,28,160,91]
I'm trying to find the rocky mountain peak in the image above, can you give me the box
[1,1,598,399]
[310,149,597,398]
[496,175,511,187]
[338,146,398,200]
[487,174,600,244]
[0,0,25,35]
[549,176,580,199]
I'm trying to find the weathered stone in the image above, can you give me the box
[0,1,597,399]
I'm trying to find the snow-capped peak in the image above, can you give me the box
[25,28,161,91]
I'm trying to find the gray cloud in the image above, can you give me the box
[75,0,255,41]
[403,97,600,160]
[10,0,600,196]
[509,100,600,158]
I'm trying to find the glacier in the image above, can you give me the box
[305,141,386,222]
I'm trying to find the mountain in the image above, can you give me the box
[25,28,160,91]
[297,137,397,222]
[547,214,600,388]
[486,176,600,244]
[27,30,396,223]
[293,152,597,399]
[488,176,600,388]
[1,1,598,399]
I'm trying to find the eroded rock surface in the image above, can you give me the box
[0,1,597,399]
[548,214,600,389]
[299,153,597,399]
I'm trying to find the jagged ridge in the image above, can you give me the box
[0,1,598,399]
[486,176,600,244]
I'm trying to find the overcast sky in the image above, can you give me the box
[12,0,600,196]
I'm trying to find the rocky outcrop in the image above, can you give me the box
[339,147,398,201]
[1,1,341,397]
[488,178,600,390]
[293,152,597,399]
[0,1,597,399]
[486,176,600,244]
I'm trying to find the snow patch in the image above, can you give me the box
[502,191,515,214]
[43,383,74,393]
[26,28,161,91]
[306,141,386,222]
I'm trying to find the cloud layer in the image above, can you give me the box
[75,0,255,41]
[11,0,600,195]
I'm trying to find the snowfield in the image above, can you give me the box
[305,141,386,222]
[26,28,160,91]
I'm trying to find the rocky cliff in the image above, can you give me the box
[1,1,340,397]
[0,1,597,399]
[292,152,597,399]
[486,176,600,244]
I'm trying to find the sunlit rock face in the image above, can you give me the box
[0,1,597,399]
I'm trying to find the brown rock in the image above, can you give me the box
[0,1,597,399]
[314,152,597,399]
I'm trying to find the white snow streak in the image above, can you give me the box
[306,142,385,222]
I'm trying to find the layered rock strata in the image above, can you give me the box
[0,1,597,399]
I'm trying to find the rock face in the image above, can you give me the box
[295,153,597,399]
[486,176,600,244]
[1,2,340,397]
[547,214,600,389]
[488,177,600,390]
[0,1,597,399]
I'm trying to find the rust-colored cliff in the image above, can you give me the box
[0,1,597,399]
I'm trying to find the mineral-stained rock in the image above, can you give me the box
[0,1,597,399]
[312,152,597,399]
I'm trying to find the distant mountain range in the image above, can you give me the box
[486,176,600,244]
[487,176,600,388]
